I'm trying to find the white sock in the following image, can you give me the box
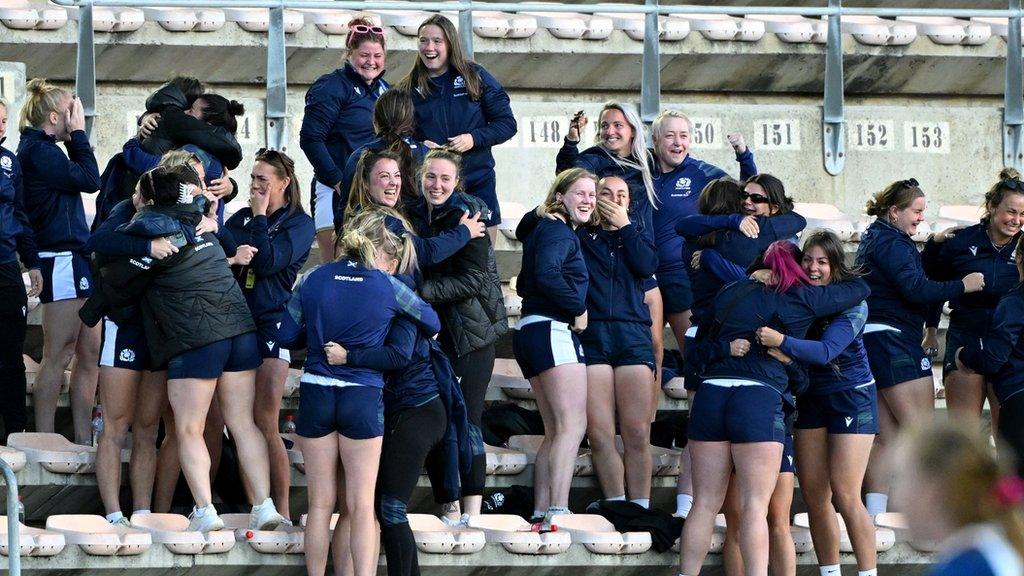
[820,565,841,576]
[865,493,888,517]
[631,498,650,509]
[132,509,151,515]
[607,494,626,501]
[105,511,124,523]
[858,570,878,576]
[532,509,545,520]
[194,503,217,517]
[676,494,694,517]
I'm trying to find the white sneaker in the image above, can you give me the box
[109,516,131,528]
[441,513,470,529]
[187,504,224,532]
[249,497,286,531]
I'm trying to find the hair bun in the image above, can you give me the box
[347,17,373,28]
[25,78,48,95]
[1000,167,1022,181]
[228,100,245,116]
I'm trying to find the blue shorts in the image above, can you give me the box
[796,384,879,434]
[578,321,654,369]
[99,318,153,371]
[780,434,795,474]
[465,172,501,227]
[296,383,384,439]
[688,383,787,444]
[166,332,262,380]
[641,276,658,293]
[256,323,291,362]
[38,251,92,303]
[657,269,693,314]
[942,325,979,381]
[863,327,932,390]
[513,319,585,380]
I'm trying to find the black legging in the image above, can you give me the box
[450,344,495,495]
[0,262,28,443]
[377,397,447,576]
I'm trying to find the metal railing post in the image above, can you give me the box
[1005,0,1023,170]
[75,0,97,141]
[822,0,845,176]
[639,0,660,124]
[2,458,21,576]
[459,2,474,60]
[265,2,288,152]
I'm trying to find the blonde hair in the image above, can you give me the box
[594,102,656,208]
[651,109,693,141]
[19,78,69,131]
[158,149,202,169]
[865,179,924,218]
[338,208,417,276]
[537,168,598,226]
[984,167,1024,220]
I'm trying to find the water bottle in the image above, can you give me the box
[17,496,24,524]
[282,415,296,434]
[91,407,104,446]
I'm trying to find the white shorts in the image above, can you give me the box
[313,181,335,232]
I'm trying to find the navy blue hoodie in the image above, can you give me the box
[856,218,964,333]
[959,283,1024,403]
[518,217,588,324]
[300,63,389,189]
[0,144,38,270]
[579,222,657,324]
[922,221,1021,333]
[17,128,100,252]
[224,205,315,331]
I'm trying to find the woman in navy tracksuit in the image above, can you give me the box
[397,14,517,236]
[278,209,440,576]
[753,230,880,576]
[0,98,41,443]
[300,18,389,260]
[17,78,101,444]
[677,241,870,576]
[923,168,1024,431]
[891,422,1024,576]
[513,168,595,531]
[223,149,314,523]
[856,179,985,518]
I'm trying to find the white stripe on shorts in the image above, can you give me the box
[703,378,766,388]
[863,323,901,334]
[279,348,291,363]
[99,318,118,367]
[518,314,555,329]
[549,321,579,367]
[685,326,699,338]
[313,181,335,231]
[47,253,77,302]
[301,373,361,388]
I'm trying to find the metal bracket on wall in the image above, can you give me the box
[459,5,474,60]
[822,0,844,176]
[1004,0,1023,171]
[265,4,288,152]
[639,0,660,124]
[76,0,97,141]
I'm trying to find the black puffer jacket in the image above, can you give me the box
[90,204,255,367]
[410,193,507,358]
[143,84,243,170]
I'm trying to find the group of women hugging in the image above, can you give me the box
[3,9,1024,576]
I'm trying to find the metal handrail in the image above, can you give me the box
[1,458,21,576]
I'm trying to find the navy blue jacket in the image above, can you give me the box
[410,65,516,205]
[17,128,100,252]
[653,152,757,276]
[518,217,588,324]
[959,284,1024,402]
[0,144,38,269]
[224,205,315,330]
[579,223,657,324]
[300,63,389,189]
[922,221,1021,333]
[277,259,440,388]
[856,218,964,333]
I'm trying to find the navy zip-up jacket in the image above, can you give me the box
[518,217,588,324]
[959,284,1024,403]
[0,144,38,269]
[922,221,1021,333]
[336,135,428,227]
[653,152,757,276]
[579,223,657,324]
[410,65,517,208]
[300,63,389,189]
[17,128,100,252]
[277,259,440,388]
[224,205,315,330]
[856,218,965,333]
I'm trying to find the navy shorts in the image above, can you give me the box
[296,383,384,439]
[38,251,92,303]
[513,319,585,380]
[780,434,795,474]
[863,327,932,390]
[579,321,655,369]
[99,318,153,371]
[657,269,693,314]
[641,276,658,293]
[796,384,880,434]
[466,172,501,227]
[256,323,291,362]
[942,325,980,381]
[688,383,787,444]
[166,332,262,380]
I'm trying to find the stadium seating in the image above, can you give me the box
[466,514,572,554]
[407,514,487,554]
[0,518,65,557]
[45,514,151,556]
[8,433,96,475]
[549,513,652,554]
[222,513,305,554]
[794,512,896,553]
[129,513,236,555]
[484,444,529,475]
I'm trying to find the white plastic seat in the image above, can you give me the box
[748,14,824,43]
[130,513,235,554]
[508,435,593,476]
[593,9,689,42]
[551,513,651,554]
[142,7,197,32]
[498,201,527,241]
[0,0,38,29]
[971,17,1024,44]
[0,518,65,557]
[372,9,430,36]
[501,12,538,38]
[221,513,304,554]
[876,511,936,552]
[223,8,303,33]
[673,14,763,42]
[795,202,857,242]
[662,376,687,399]
[284,368,302,397]
[46,514,151,556]
[299,9,357,35]
[831,15,917,46]
[503,294,522,318]
[896,16,990,45]
[911,221,933,243]
[522,11,587,40]
[192,8,224,31]
[485,444,528,475]
[440,10,509,39]
[8,432,96,474]
[0,445,27,473]
[112,8,144,32]
[795,512,894,552]
[938,204,984,225]
[493,358,534,400]
[792,524,814,553]
[407,514,485,554]
[467,514,571,554]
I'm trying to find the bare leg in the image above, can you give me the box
[732,441,783,576]
[130,370,167,512]
[532,363,588,508]
[70,322,101,444]
[217,369,271,503]
[96,366,141,515]
[679,440,733,575]
[586,365,624,499]
[615,365,654,500]
[167,377,217,506]
[301,433,338,576]
[34,300,83,434]
[337,433,383,576]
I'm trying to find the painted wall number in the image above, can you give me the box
[904,122,949,154]
[850,120,894,151]
[690,118,723,149]
[755,120,800,150]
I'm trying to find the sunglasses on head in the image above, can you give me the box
[741,192,770,204]
[350,24,385,35]
[1002,178,1024,191]
[900,178,919,189]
